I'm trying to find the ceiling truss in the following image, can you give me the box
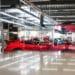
[30,0,75,23]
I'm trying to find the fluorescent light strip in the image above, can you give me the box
[30,0,49,2]
[6,8,40,21]
[43,9,75,12]
[20,0,41,11]
[0,12,20,20]
[51,16,75,18]
[44,17,57,24]
[0,12,40,26]
[20,0,28,5]
[0,18,33,29]
[56,20,75,22]
[20,0,57,24]
[44,11,75,13]
[0,12,56,26]
[38,4,75,8]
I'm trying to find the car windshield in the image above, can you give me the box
[24,39,47,45]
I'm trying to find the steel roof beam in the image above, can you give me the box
[43,9,75,12]
[49,15,75,17]
[32,0,75,5]
[38,7,75,10]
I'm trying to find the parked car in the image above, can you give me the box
[4,40,66,52]
[4,40,50,52]
[54,38,64,45]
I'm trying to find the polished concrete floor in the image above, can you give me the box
[0,51,75,75]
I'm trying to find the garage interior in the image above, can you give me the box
[0,0,75,75]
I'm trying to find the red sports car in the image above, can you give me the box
[4,40,50,52]
[4,39,68,52]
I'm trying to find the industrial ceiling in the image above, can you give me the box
[29,0,75,24]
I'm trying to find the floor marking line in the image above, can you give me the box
[67,63,75,65]
[50,62,63,65]
[42,68,58,71]
[63,68,75,72]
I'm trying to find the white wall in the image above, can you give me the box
[47,31,63,39]
[72,33,75,42]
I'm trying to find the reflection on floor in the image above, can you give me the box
[0,51,75,75]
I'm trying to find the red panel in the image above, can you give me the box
[58,24,75,32]
[52,45,66,51]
